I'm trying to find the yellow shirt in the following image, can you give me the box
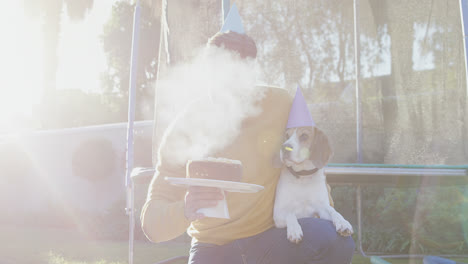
[140,86,332,245]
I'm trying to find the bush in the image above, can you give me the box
[332,185,468,255]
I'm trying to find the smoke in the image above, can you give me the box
[156,46,265,166]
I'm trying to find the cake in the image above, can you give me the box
[186,157,243,182]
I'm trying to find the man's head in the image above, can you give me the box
[207,31,257,59]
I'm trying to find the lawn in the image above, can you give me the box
[0,224,189,264]
[1,224,467,264]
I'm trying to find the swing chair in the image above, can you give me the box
[125,0,468,263]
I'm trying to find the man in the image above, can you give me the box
[140,4,355,263]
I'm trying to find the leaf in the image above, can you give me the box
[400,240,410,252]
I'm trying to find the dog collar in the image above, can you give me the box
[287,166,319,178]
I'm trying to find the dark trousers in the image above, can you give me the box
[188,218,355,264]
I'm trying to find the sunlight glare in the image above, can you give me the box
[0,2,43,131]
[56,1,112,93]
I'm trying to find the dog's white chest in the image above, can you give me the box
[274,169,330,221]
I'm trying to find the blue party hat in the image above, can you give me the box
[220,3,245,34]
[286,85,316,129]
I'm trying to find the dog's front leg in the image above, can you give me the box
[325,206,353,237]
[286,213,303,243]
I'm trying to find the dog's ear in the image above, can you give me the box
[272,151,283,168]
[309,127,333,169]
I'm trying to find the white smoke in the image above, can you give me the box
[156,46,265,166]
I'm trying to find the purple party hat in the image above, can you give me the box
[220,3,245,34]
[286,86,316,128]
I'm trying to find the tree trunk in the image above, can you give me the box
[41,0,62,128]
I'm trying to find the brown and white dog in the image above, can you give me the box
[273,126,353,243]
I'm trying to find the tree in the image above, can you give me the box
[241,0,356,92]
[100,1,160,121]
[24,0,94,128]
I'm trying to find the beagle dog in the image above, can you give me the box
[273,126,353,243]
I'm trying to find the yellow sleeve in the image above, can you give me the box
[140,161,190,243]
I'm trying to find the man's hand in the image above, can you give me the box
[184,186,224,222]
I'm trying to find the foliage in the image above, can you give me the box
[23,0,156,130]
[242,0,358,90]
[24,0,94,129]
[100,1,159,121]
[333,185,468,255]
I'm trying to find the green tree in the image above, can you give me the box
[100,1,160,121]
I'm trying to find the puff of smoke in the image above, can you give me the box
[156,46,265,166]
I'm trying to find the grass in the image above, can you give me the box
[0,224,189,264]
[1,224,467,264]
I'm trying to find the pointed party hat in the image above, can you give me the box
[286,86,316,128]
[220,3,245,34]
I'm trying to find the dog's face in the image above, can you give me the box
[278,126,333,172]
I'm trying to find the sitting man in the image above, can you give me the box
[140,5,355,264]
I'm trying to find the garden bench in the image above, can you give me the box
[130,164,468,263]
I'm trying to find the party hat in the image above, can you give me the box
[286,86,316,128]
[220,3,245,34]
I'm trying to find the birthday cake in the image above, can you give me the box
[186,157,243,182]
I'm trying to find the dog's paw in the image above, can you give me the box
[287,222,303,244]
[334,218,354,237]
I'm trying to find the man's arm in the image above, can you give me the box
[140,166,190,243]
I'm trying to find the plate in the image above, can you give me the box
[165,177,264,193]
